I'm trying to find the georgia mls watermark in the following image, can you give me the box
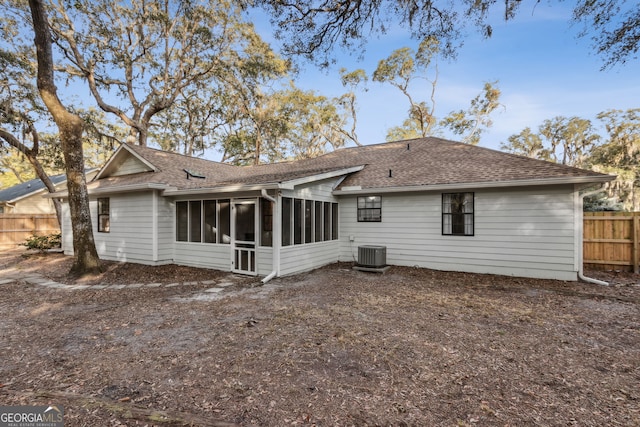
[0,406,64,427]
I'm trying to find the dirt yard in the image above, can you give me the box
[1,249,638,426]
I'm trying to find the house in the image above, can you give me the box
[55,138,614,281]
[0,170,98,214]
[0,174,68,214]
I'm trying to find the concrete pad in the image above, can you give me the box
[110,284,126,289]
[0,279,15,285]
[165,283,181,287]
[128,283,145,288]
[204,287,224,293]
[200,280,217,285]
[216,282,234,288]
[146,283,163,288]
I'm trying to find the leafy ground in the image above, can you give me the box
[1,249,639,426]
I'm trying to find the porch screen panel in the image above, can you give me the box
[323,202,331,241]
[304,200,313,243]
[260,198,273,247]
[331,203,339,240]
[314,201,323,242]
[218,200,230,244]
[203,200,217,243]
[294,199,303,245]
[189,201,202,242]
[282,197,292,246]
[176,201,188,241]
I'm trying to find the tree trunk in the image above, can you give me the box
[29,0,102,275]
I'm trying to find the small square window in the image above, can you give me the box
[97,197,110,233]
[357,196,381,222]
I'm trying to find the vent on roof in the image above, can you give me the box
[358,245,387,268]
[184,169,205,179]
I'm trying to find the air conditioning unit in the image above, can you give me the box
[358,245,387,268]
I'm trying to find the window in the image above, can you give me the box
[331,203,339,240]
[323,202,331,241]
[218,200,230,244]
[442,192,474,236]
[203,200,217,243]
[189,201,202,242]
[176,201,188,241]
[314,201,323,242]
[294,198,303,244]
[97,198,110,232]
[304,200,313,243]
[260,198,273,247]
[357,196,381,222]
[282,197,292,246]
[176,199,230,244]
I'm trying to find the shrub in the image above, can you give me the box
[24,233,62,251]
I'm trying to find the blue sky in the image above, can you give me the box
[249,2,640,153]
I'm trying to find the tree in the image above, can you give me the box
[28,0,101,274]
[0,25,64,223]
[539,116,600,167]
[588,108,640,209]
[256,0,639,68]
[47,0,285,148]
[372,38,501,143]
[335,68,368,146]
[500,127,550,160]
[440,81,503,145]
[373,37,439,140]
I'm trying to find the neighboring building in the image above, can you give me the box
[0,174,68,214]
[0,171,98,214]
[55,138,614,281]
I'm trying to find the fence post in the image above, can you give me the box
[634,215,639,274]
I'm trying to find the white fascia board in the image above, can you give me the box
[332,175,616,195]
[162,183,281,196]
[94,144,157,180]
[45,183,169,198]
[278,165,365,190]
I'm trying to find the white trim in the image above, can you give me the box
[95,144,157,180]
[333,175,615,195]
[46,183,169,198]
[277,166,365,190]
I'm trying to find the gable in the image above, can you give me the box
[95,144,156,179]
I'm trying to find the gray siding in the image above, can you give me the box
[156,196,174,263]
[173,242,231,271]
[339,186,579,280]
[111,156,151,176]
[93,192,156,264]
[280,241,340,276]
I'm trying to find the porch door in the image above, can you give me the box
[231,200,257,275]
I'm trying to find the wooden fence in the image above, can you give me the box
[583,211,640,273]
[0,214,60,249]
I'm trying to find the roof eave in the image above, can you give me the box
[162,183,280,196]
[45,182,170,198]
[333,175,616,195]
[162,165,366,196]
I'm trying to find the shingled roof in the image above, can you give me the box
[88,138,613,195]
[0,173,67,203]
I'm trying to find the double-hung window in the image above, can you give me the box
[357,196,381,222]
[97,198,110,233]
[442,192,474,236]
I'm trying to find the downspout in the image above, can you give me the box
[577,185,609,286]
[261,189,279,284]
